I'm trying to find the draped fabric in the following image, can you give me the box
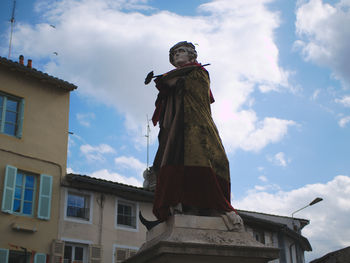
[152,66,235,221]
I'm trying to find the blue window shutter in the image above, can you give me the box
[16,98,25,138]
[0,248,9,263]
[37,174,52,220]
[1,165,17,213]
[34,253,46,263]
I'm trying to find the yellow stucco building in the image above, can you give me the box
[0,56,76,263]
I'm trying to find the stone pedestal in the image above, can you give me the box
[124,214,279,263]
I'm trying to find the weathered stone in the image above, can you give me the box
[124,214,280,263]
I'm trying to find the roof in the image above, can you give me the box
[0,56,77,91]
[63,173,312,251]
[63,173,154,202]
[238,209,310,229]
[239,212,312,251]
[310,246,350,263]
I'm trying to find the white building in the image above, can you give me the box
[58,173,311,263]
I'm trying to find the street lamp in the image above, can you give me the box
[291,197,323,218]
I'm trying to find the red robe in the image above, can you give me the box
[152,63,235,221]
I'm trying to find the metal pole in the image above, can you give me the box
[291,197,323,218]
[145,115,150,170]
[8,0,16,59]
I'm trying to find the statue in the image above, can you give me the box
[143,41,242,230]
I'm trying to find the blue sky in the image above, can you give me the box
[1,0,350,260]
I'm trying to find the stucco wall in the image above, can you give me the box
[0,65,71,256]
[59,186,155,262]
[0,68,70,169]
[0,152,62,254]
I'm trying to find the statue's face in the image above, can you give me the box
[172,47,191,67]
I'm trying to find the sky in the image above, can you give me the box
[0,0,349,261]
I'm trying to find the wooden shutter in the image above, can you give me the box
[37,174,52,220]
[16,98,25,138]
[115,248,127,263]
[129,250,137,257]
[115,248,137,263]
[34,253,46,263]
[89,245,102,263]
[1,165,17,213]
[0,248,9,263]
[51,239,64,263]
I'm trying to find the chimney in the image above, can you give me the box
[19,55,24,65]
[27,59,32,69]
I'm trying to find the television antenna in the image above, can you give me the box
[8,0,16,59]
[145,115,151,170]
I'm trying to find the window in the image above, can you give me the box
[8,250,32,263]
[13,171,36,215]
[0,249,46,263]
[253,229,265,244]
[113,245,138,263]
[66,192,91,221]
[64,243,87,263]
[0,91,25,138]
[1,165,52,219]
[116,200,137,229]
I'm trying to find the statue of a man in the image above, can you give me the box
[150,41,242,227]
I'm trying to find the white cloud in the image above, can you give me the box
[311,89,321,100]
[115,156,146,176]
[258,175,268,182]
[8,0,296,153]
[251,183,281,193]
[66,167,75,174]
[295,0,350,88]
[233,175,350,262]
[80,143,116,161]
[257,166,265,172]
[76,112,95,127]
[335,95,350,107]
[268,152,290,167]
[89,169,142,187]
[339,116,350,128]
[226,117,296,152]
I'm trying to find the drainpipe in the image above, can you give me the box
[289,243,295,263]
[98,194,105,245]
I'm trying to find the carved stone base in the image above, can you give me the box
[124,214,279,263]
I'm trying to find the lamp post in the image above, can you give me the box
[291,197,323,218]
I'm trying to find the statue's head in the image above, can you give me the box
[169,41,197,67]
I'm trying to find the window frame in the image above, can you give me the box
[115,198,138,231]
[13,170,37,217]
[63,242,88,263]
[0,91,25,138]
[253,228,266,244]
[64,188,93,224]
[61,238,93,263]
[1,165,52,220]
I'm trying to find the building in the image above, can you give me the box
[60,173,312,263]
[310,246,350,263]
[239,210,312,263]
[59,174,155,263]
[0,56,76,263]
